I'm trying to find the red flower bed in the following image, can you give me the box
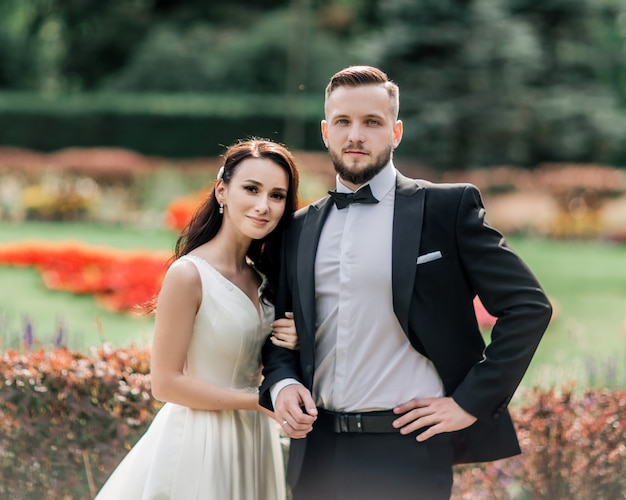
[164,191,208,231]
[0,241,169,313]
[473,296,496,330]
[0,242,501,326]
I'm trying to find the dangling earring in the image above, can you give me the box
[219,203,224,215]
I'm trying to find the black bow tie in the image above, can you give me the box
[328,184,379,209]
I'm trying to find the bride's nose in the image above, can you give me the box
[255,196,269,213]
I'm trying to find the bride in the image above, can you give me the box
[96,139,300,499]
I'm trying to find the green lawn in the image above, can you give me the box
[0,221,175,350]
[506,237,626,388]
[1,221,625,387]
[0,220,176,249]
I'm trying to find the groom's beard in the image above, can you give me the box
[329,144,393,186]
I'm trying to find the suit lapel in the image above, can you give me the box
[296,197,334,339]
[392,174,425,334]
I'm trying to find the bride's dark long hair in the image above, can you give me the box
[170,138,299,302]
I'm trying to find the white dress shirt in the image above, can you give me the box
[312,162,443,411]
[271,162,443,411]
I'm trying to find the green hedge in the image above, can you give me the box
[0,92,325,157]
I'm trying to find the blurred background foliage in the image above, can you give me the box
[2,0,626,169]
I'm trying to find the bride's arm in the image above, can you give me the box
[149,260,261,413]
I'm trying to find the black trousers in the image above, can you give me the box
[290,424,453,500]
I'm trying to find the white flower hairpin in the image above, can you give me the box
[216,166,225,180]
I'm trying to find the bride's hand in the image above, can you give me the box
[270,312,299,350]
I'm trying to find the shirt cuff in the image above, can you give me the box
[270,378,302,407]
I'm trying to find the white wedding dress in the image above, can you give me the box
[96,255,286,500]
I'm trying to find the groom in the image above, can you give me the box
[260,65,552,499]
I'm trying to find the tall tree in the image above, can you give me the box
[365,0,626,168]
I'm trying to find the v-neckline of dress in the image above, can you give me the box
[184,254,266,320]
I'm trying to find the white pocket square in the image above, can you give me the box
[416,251,442,265]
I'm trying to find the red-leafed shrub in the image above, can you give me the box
[1,346,624,498]
[452,387,626,499]
[0,345,161,499]
[0,146,157,186]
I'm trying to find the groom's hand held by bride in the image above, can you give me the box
[275,384,318,439]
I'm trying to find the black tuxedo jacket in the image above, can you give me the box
[260,172,552,478]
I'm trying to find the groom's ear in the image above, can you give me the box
[321,120,329,148]
[392,120,403,149]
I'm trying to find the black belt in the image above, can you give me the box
[317,408,399,434]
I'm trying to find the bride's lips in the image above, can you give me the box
[247,216,270,225]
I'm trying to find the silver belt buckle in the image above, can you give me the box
[355,413,363,432]
[339,413,349,432]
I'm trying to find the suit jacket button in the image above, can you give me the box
[306,365,313,374]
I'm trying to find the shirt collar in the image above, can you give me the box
[335,161,397,201]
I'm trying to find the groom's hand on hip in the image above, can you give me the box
[275,384,318,439]
[392,397,477,442]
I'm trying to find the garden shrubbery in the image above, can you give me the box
[0,345,624,499]
[3,145,626,239]
[0,146,332,225]
[0,345,160,499]
[453,387,626,499]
